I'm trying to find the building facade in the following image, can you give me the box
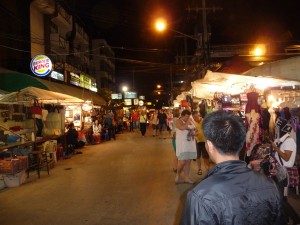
[0,0,115,102]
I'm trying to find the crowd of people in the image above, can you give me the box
[173,105,300,224]
[64,103,300,224]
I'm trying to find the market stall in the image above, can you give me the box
[175,69,300,157]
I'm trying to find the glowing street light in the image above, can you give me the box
[122,86,128,92]
[154,18,198,41]
[157,84,162,89]
[155,18,167,32]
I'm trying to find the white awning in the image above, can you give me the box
[190,70,300,100]
[243,56,300,81]
[0,86,84,105]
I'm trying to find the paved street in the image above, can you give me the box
[0,130,299,225]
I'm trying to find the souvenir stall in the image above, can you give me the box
[0,86,83,188]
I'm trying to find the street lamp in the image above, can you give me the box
[154,18,198,41]
[154,18,201,106]
[122,86,128,92]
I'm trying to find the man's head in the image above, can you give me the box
[181,109,191,122]
[203,110,246,158]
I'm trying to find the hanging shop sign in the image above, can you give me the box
[138,100,144,106]
[124,92,137,99]
[124,99,132,106]
[111,93,122,99]
[50,71,64,81]
[30,55,53,77]
[70,72,80,87]
[82,102,93,111]
[133,98,138,105]
[80,73,92,89]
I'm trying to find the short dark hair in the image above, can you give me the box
[181,109,191,116]
[202,110,246,155]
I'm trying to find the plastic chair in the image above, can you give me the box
[44,140,57,163]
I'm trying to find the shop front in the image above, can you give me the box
[0,86,86,187]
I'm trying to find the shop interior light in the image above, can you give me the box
[267,95,275,102]
[250,44,266,56]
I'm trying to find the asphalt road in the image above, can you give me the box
[0,129,299,225]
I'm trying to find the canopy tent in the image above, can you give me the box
[0,89,8,96]
[190,70,300,100]
[37,79,106,105]
[0,71,106,105]
[243,56,300,81]
[0,86,84,105]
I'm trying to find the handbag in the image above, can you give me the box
[260,136,288,182]
[260,154,287,182]
[272,156,288,182]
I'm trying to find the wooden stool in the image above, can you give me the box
[27,151,52,178]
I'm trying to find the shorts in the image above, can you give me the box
[196,142,209,159]
[158,123,166,131]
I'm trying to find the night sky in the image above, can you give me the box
[75,0,300,98]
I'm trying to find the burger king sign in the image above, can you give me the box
[30,55,53,77]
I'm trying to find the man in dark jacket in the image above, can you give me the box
[181,110,284,225]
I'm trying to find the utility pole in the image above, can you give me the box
[132,68,135,91]
[170,65,173,106]
[186,0,222,78]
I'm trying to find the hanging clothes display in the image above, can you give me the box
[245,89,261,156]
[246,109,261,156]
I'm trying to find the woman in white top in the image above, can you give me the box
[175,110,197,184]
[92,120,102,135]
[270,118,296,168]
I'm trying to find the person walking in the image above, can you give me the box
[175,109,197,184]
[171,109,180,173]
[192,111,210,175]
[157,109,167,139]
[166,109,173,138]
[181,110,284,225]
[149,110,159,137]
[131,110,139,132]
[139,111,148,137]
